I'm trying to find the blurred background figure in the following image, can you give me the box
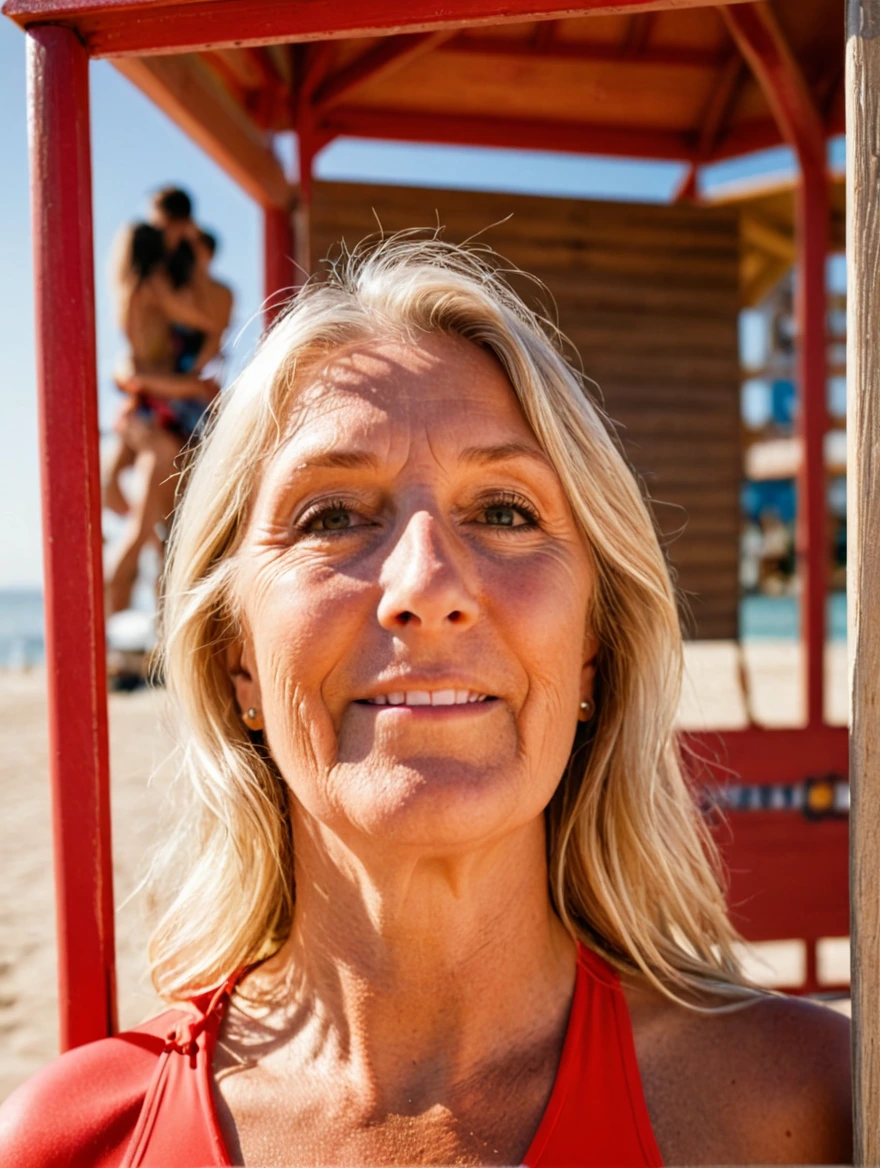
[102,188,233,624]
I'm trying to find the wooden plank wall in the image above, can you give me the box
[309,182,742,640]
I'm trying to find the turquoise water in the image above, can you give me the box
[739,592,847,642]
[0,589,849,667]
[0,589,45,667]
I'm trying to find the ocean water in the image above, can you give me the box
[739,592,848,642]
[0,588,849,668]
[0,590,45,668]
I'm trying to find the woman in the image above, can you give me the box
[104,222,218,614]
[0,238,850,1166]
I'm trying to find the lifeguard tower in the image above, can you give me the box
[4,0,880,1153]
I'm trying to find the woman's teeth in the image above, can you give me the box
[367,690,489,706]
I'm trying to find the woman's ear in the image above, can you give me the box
[226,636,262,728]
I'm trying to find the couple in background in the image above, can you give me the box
[104,186,234,616]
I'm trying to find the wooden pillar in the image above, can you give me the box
[795,159,830,730]
[26,25,116,1049]
[846,1,880,1160]
[722,3,830,728]
[263,203,295,328]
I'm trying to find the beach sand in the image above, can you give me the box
[0,643,849,1101]
[0,670,173,1101]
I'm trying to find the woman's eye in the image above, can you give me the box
[476,498,538,528]
[483,504,523,527]
[300,503,365,533]
[313,508,352,531]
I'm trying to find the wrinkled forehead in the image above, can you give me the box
[277,333,534,451]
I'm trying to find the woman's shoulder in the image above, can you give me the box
[624,977,852,1165]
[0,1005,192,1168]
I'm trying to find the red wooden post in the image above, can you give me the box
[721,3,829,729]
[796,161,830,729]
[263,203,295,328]
[26,24,116,1048]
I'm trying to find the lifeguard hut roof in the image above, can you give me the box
[4,0,843,210]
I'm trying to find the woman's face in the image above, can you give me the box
[231,333,596,852]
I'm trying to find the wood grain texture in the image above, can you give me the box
[310,181,741,639]
[847,2,880,1161]
[113,54,291,209]
[0,0,759,59]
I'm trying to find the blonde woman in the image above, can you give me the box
[0,239,850,1166]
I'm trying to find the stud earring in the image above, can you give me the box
[242,706,264,732]
[578,698,595,722]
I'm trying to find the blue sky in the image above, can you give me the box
[0,18,823,590]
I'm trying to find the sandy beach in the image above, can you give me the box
[0,642,849,1101]
[0,670,174,1101]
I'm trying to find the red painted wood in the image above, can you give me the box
[693,723,849,991]
[114,55,292,209]
[26,24,116,1049]
[685,725,847,787]
[317,106,694,161]
[722,3,829,729]
[313,31,453,112]
[715,813,849,987]
[443,33,724,69]
[710,116,786,161]
[795,167,831,729]
[2,0,759,60]
[263,205,295,327]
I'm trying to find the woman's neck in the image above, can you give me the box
[241,813,577,1102]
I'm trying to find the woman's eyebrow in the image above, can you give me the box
[292,449,380,472]
[459,442,553,469]
[282,443,551,476]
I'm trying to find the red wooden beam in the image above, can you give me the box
[318,106,695,161]
[26,24,116,1049]
[621,10,655,57]
[722,2,829,730]
[673,53,746,203]
[313,31,453,112]
[293,42,338,200]
[710,115,784,161]
[2,0,761,60]
[240,44,286,92]
[685,725,847,788]
[532,18,559,49]
[199,49,248,104]
[696,52,748,158]
[444,33,725,70]
[113,54,293,208]
[264,205,296,328]
[721,4,826,173]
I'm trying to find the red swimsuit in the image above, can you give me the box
[0,944,662,1167]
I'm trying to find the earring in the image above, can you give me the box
[242,706,264,732]
[578,698,594,722]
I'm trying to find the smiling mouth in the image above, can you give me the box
[357,690,496,707]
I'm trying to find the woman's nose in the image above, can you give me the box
[376,511,479,633]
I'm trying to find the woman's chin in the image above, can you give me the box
[321,756,541,851]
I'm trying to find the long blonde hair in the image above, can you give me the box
[151,234,747,1002]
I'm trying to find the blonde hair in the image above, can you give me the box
[151,234,747,1003]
